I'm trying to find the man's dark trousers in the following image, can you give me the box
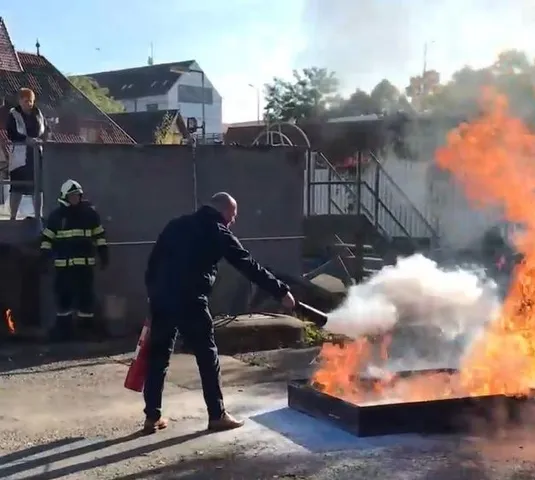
[143,302,225,421]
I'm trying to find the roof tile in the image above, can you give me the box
[0,51,134,144]
[0,17,22,72]
[109,110,189,143]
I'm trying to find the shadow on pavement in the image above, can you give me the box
[112,452,329,480]
[0,432,142,478]
[106,448,497,480]
[0,437,84,466]
[0,338,136,373]
[0,429,211,480]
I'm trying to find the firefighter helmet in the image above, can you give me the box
[60,179,83,199]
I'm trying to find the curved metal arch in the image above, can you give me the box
[252,122,311,148]
[253,130,294,147]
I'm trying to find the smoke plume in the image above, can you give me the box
[297,0,535,91]
[324,254,500,365]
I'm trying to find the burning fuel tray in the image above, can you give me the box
[288,369,531,437]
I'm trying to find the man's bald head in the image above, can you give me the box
[210,192,238,226]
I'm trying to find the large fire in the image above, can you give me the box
[313,87,535,403]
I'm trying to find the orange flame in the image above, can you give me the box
[313,87,535,403]
[4,308,15,335]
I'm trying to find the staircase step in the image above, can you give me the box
[362,255,384,263]
[329,243,374,251]
[362,267,381,278]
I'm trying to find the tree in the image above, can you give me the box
[332,80,411,117]
[404,70,441,110]
[263,67,339,122]
[69,76,125,113]
[334,89,377,116]
[370,79,403,112]
[416,49,535,119]
[153,112,180,144]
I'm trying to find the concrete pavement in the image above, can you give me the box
[1,351,535,479]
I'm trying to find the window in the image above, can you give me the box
[146,103,159,111]
[178,85,213,105]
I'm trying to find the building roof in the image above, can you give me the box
[0,18,21,72]
[0,17,134,146]
[109,110,189,144]
[85,60,195,100]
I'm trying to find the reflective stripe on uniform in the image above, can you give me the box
[92,225,105,236]
[77,312,94,318]
[57,311,73,317]
[95,238,107,246]
[42,228,56,239]
[56,229,93,239]
[40,241,52,250]
[54,257,96,267]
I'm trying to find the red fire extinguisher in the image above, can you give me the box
[124,318,151,392]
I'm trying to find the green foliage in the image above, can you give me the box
[69,75,125,113]
[153,112,178,144]
[406,49,535,118]
[264,67,339,122]
[264,49,535,123]
[302,323,333,347]
[264,69,410,122]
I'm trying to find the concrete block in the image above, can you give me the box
[212,314,305,355]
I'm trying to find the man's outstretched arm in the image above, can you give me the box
[219,225,290,300]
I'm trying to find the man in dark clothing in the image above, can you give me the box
[6,88,47,220]
[143,192,295,434]
[40,179,109,341]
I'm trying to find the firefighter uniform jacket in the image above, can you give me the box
[40,201,108,268]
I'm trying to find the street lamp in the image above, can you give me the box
[170,66,206,143]
[248,84,261,124]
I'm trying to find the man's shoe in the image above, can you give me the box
[208,412,245,432]
[143,417,168,434]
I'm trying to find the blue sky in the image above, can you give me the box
[3,1,535,123]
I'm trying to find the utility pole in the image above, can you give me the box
[200,69,206,143]
[170,65,206,143]
[419,41,434,111]
[148,42,154,66]
[248,84,260,124]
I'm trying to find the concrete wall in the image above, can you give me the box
[40,144,304,332]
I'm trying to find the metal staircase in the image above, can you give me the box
[305,150,439,281]
[306,150,439,247]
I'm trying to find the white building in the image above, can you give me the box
[86,60,223,137]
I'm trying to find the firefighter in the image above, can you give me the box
[40,179,109,341]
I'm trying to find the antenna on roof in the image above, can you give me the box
[148,42,154,66]
[36,38,41,56]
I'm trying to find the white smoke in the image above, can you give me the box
[325,254,500,358]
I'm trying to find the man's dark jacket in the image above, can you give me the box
[146,206,289,314]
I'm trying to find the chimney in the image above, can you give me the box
[36,38,40,56]
[0,17,22,72]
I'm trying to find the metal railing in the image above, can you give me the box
[366,151,438,242]
[305,150,439,245]
[0,144,42,229]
